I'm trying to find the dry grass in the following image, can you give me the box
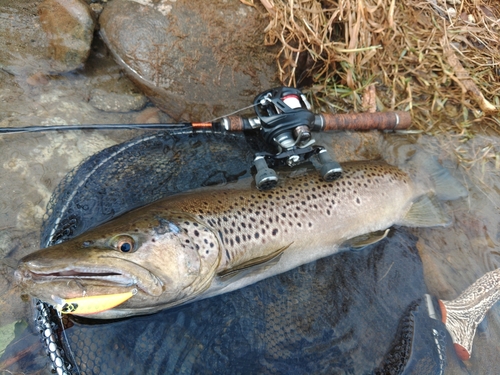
[251,0,500,137]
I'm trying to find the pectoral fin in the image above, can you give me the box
[346,229,391,249]
[400,194,451,227]
[218,243,292,280]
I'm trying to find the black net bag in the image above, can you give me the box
[13,129,466,375]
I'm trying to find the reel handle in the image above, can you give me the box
[218,110,411,133]
[313,111,411,132]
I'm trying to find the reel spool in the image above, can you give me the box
[251,87,342,190]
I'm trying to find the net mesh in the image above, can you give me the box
[16,130,465,374]
[40,130,255,247]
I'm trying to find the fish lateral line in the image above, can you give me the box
[51,289,137,315]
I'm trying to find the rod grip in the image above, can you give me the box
[318,111,411,131]
[221,116,247,132]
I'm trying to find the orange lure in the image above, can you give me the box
[51,289,137,315]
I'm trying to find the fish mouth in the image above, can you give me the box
[17,258,164,297]
[25,269,134,286]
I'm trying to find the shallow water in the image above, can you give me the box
[1,3,499,374]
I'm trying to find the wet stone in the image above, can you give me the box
[89,88,148,113]
[38,0,95,73]
[99,0,280,121]
[0,0,51,76]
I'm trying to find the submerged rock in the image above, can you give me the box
[38,0,95,73]
[89,88,148,113]
[100,0,279,121]
[0,1,52,76]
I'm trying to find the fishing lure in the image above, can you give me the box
[51,289,137,315]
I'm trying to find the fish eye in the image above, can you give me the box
[115,235,136,253]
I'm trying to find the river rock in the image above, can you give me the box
[100,0,279,121]
[38,0,95,73]
[0,0,51,76]
[89,88,148,112]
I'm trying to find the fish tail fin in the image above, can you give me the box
[381,138,468,201]
[412,151,468,201]
[399,193,452,227]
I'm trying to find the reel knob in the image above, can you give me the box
[317,148,342,181]
[254,156,278,190]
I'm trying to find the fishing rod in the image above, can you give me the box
[0,123,190,134]
[1,87,412,189]
[0,109,410,134]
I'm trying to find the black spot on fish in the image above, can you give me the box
[272,229,278,236]
[225,249,231,260]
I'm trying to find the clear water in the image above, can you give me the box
[0,3,499,374]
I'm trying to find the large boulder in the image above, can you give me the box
[0,0,94,76]
[38,0,95,73]
[100,0,279,121]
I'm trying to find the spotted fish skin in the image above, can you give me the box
[170,161,412,272]
[172,161,417,299]
[16,160,457,319]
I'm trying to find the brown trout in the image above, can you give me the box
[16,159,466,319]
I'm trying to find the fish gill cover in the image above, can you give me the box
[4,130,464,374]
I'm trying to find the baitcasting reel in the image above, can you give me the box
[249,87,342,190]
[0,86,411,191]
